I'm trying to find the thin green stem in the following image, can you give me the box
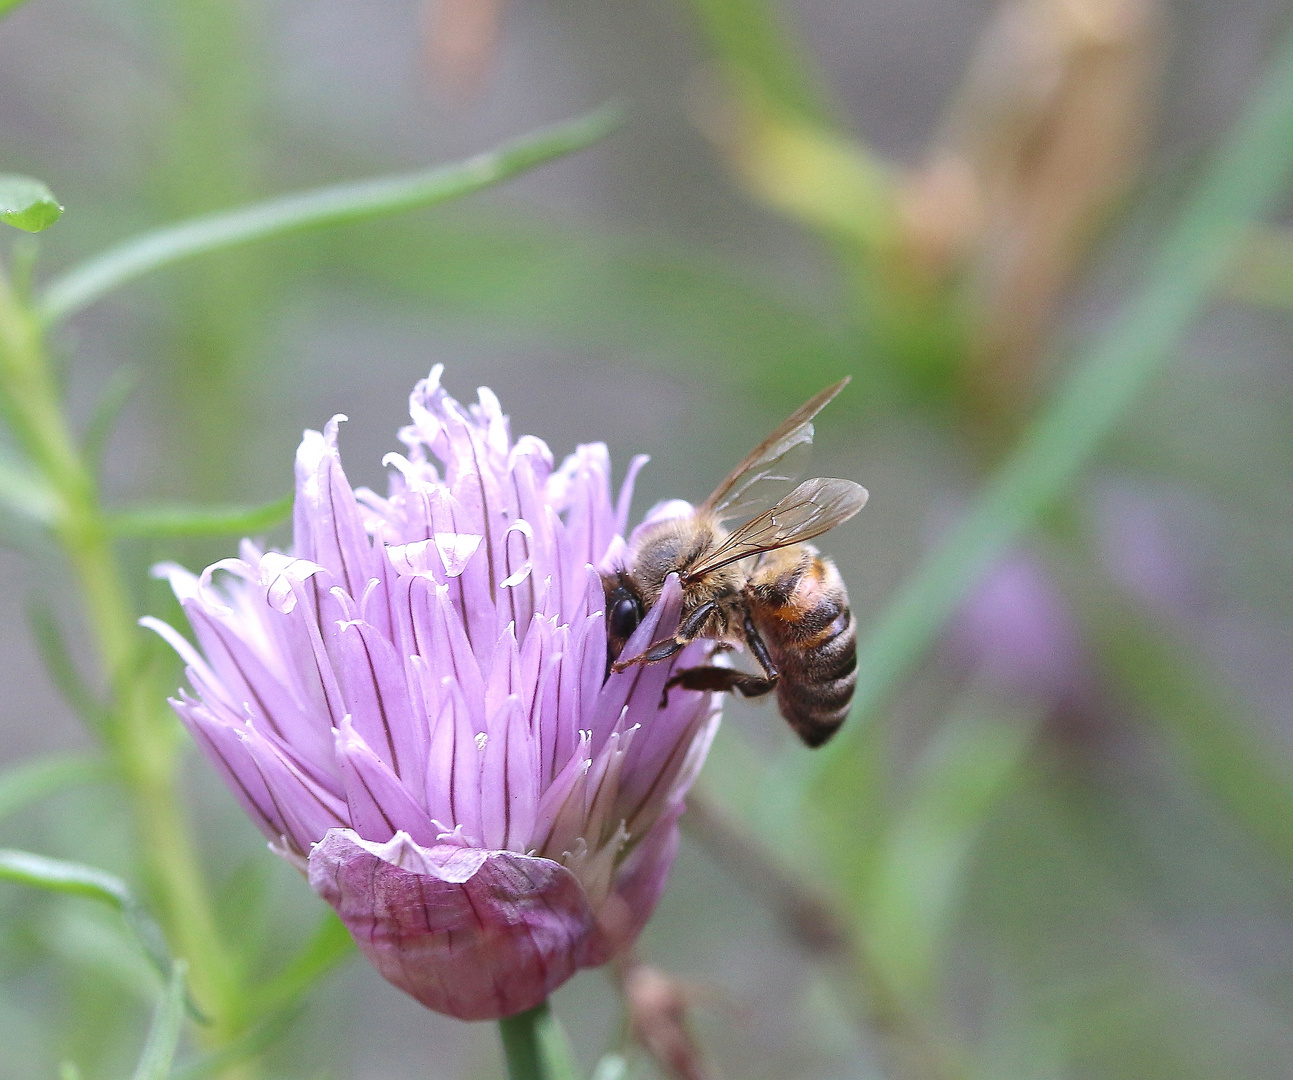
[686,0,832,124]
[0,268,248,1070]
[498,1002,580,1080]
[38,104,623,324]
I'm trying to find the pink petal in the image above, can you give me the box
[334,719,439,846]
[615,454,651,540]
[586,802,683,965]
[174,697,288,845]
[333,619,426,794]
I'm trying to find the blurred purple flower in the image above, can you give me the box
[145,367,721,1021]
[944,549,1085,706]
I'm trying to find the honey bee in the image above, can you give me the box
[604,379,867,747]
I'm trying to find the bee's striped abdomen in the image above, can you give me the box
[748,546,858,748]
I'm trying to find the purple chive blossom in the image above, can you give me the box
[145,367,721,1021]
[944,549,1085,707]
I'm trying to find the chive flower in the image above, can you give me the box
[146,367,721,1020]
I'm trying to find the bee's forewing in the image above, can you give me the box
[702,378,850,520]
[686,477,868,578]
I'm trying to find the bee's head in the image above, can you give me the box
[602,572,644,665]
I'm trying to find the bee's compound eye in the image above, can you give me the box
[609,596,642,640]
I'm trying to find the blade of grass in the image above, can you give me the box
[131,961,188,1080]
[83,364,140,470]
[167,1003,303,1080]
[108,494,291,538]
[26,601,110,726]
[0,753,109,823]
[39,103,622,323]
[1071,558,1293,867]
[862,693,1039,1002]
[0,446,58,525]
[686,0,831,123]
[804,25,1293,788]
[0,848,201,1018]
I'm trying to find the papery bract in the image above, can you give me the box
[148,366,721,1020]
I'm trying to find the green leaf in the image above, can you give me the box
[802,20,1293,791]
[0,175,63,233]
[39,104,623,323]
[27,602,110,727]
[732,117,898,250]
[0,753,109,824]
[109,494,292,538]
[0,848,197,1017]
[0,0,35,17]
[131,961,188,1080]
[58,1063,83,1080]
[0,848,137,908]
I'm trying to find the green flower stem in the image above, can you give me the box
[0,270,249,1072]
[498,1002,581,1080]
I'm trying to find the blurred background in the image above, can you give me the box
[2,0,1293,1077]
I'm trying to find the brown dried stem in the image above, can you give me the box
[614,952,716,1080]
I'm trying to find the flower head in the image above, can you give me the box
[147,367,721,1020]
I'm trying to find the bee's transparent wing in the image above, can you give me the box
[686,477,868,579]
[702,378,850,521]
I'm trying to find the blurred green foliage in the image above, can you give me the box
[0,176,62,233]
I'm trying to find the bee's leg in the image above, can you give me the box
[742,613,779,682]
[662,614,780,705]
[662,666,777,701]
[612,601,719,672]
[613,637,683,672]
